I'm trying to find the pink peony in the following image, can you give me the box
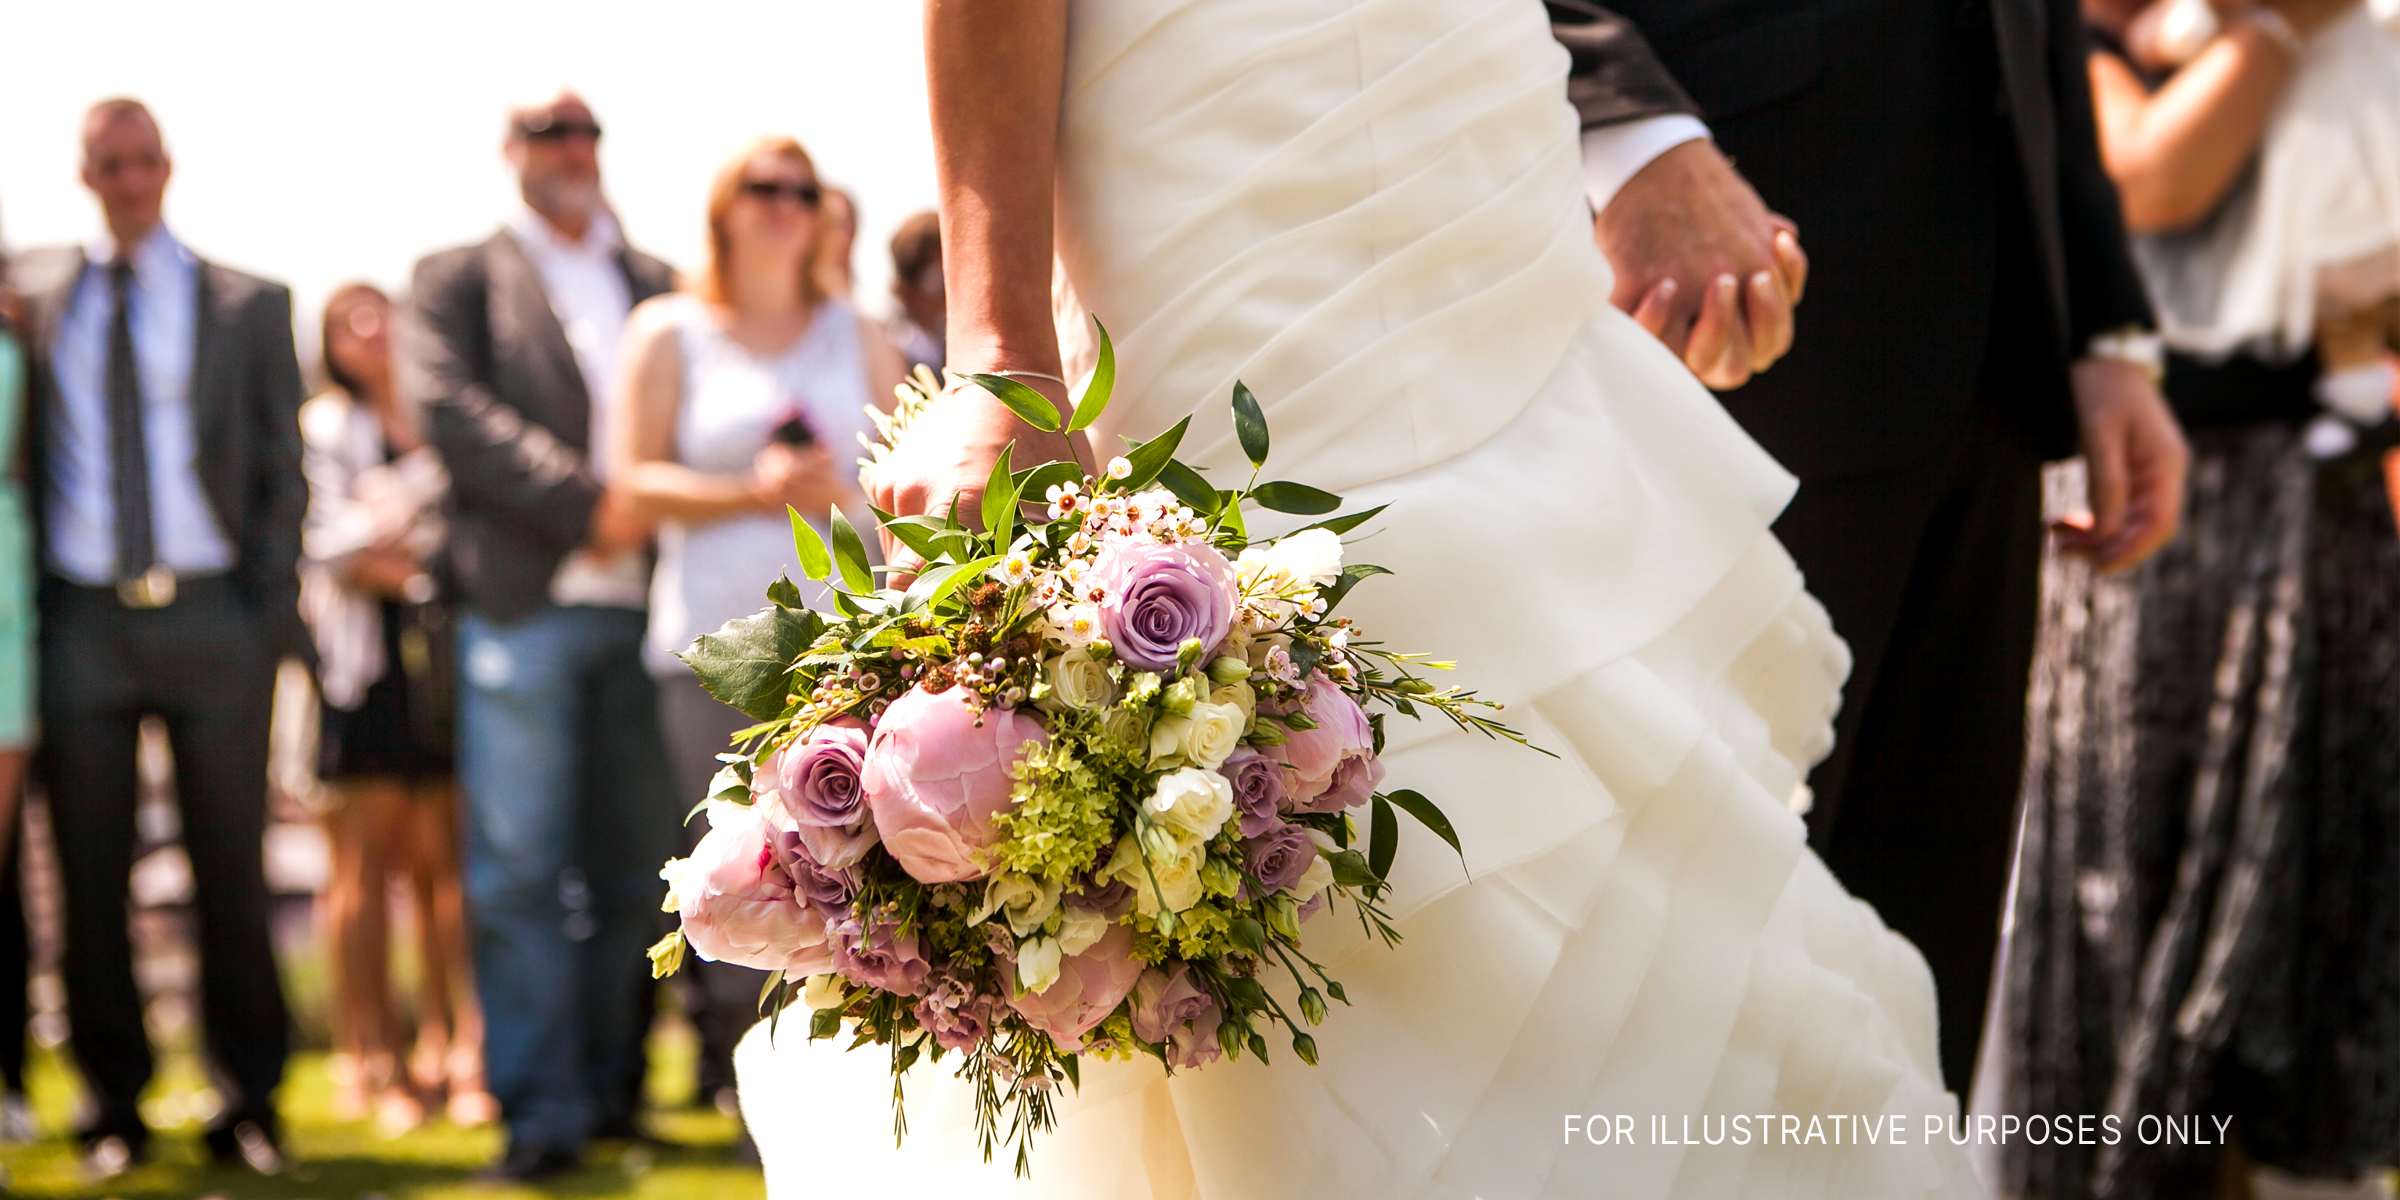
[1275,674,1376,812]
[1007,923,1143,1051]
[675,804,836,977]
[862,686,1051,883]
[1092,540,1237,671]
[1315,752,1387,813]
[1130,961,1224,1070]
[770,718,879,869]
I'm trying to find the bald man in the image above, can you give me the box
[12,98,304,1179]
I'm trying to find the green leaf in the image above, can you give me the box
[1328,849,1377,889]
[964,373,1062,433]
[1384,788,1467,873]
[928,555,1002,608]
[1230,380,1269,469]
[1157,460,1220,515]
[706,759,752,802]
[1304,503,1390,537]
[1321,563,1394,613]
[675,605,822,720]
[1060,1054,1081,1091]
[1068,318,1115,432]
[765,573,805,610]
[828,506,875,595]
[981,442,1018,547]
[1250,480,1343,515]
[1116,414,1192,493]
[789,505,831,581]
[1227,916,1267,956]
[1368,794,1398,882]
[871,509,950,565]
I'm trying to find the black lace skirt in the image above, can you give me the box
[1997,421,2400,1198]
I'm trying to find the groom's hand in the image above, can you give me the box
[1596,139,1807,391]
[2057,357,2188,572]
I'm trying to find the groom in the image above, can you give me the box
[1551,0,2189,1092]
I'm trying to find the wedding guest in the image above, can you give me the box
[0,228,38,1147]
[12,97,303,1178]
[611,134,900,1144]
[887,210,945,374]
[1550,0,2190,1092]
[2000,3,2398,1197]
[301,283,496,1137]
[818,186,858,300]
[398,90,679,1182]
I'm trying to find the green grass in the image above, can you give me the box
[0,1024,767,1200]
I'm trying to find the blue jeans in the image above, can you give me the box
[458,605,677,1150]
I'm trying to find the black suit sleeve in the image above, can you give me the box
[246,283,307,655]
[402,249,601,554]
[2047,0,2154,344]
[1548,2,1702,130]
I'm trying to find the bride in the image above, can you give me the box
[737,0,1984,1195]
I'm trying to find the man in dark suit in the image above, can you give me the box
[14,98,302,1178]
[397,91,679,1183]
[1551,0,2191,1091]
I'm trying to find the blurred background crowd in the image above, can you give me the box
[0,0,2394,1198]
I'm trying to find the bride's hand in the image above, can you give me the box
[866,375,1085,580]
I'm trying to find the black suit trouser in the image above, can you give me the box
[36,576,289,1139]
[1778,389,2047,1097]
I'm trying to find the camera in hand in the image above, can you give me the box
[771,412,817,448]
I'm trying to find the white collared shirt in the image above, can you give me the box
[502,207,649,609]
[44,225,236,585]
[1579,115,1711,215]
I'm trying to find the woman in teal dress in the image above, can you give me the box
[0,245,38,1141]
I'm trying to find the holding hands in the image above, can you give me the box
[1597,139,1809,390]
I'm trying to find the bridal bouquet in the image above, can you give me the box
[650,324,1524,1172]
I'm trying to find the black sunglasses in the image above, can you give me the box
[741,179,823,207]
[519,119,603,142]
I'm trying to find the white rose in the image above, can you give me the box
[1207,681,1257,730]
[1057,903,1110,956]
[1103,832,1206,916]
[1290,849,1335,899]
[1047,646,1118,710]
[1144,766,1235,841]
[1180,700,1245,769]
[1148,713,1191,766]
[970,872,1063,937]
[800,974,851,1011]
[1102,705,1153,751]
[1267,527,1345,587]
[1017,936,1064,994]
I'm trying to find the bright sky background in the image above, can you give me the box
[0,0,937,366]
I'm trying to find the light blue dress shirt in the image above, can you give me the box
[44,226,234,585]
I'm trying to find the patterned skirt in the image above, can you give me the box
[1998,422,2400,1198]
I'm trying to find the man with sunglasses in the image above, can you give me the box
[397,89,678,1183]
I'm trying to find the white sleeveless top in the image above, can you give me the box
[643,294,879,674]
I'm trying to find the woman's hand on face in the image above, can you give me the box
[750,441,853,517]
[864,377,1080,579]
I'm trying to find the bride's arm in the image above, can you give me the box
[870,0,1087,566]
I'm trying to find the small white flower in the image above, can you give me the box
[1266,527,1345,588]
[1017,936,1064,994]
[1066,531,1093,556]
[994,552,1035,586]
[1045,480,1084,520]
[1106,456,1132,480]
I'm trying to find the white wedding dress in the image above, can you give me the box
[738,0,1984,1195]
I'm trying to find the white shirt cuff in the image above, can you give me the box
[1580,115,1712,215]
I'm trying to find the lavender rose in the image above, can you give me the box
[1240,820,1318,899]
[1315,752,1387,813]
[1093,540,1237,672]
[831,912,932,996]
[770,718,878,869]
[1008,923,1143,1051]
[1219,749,1287,837]
[773,828,860,920]
[1130,962,1224,1070]
[862,685,1051,883]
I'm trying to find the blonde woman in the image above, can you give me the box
[609,136,902,1120]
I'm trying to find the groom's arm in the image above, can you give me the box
[1550,3,1807,391]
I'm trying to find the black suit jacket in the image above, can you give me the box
[1551,0,2153,478]
[12,245,307,651]
[399,229,673,623]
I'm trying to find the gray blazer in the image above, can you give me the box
[398,229,674,624]
[13,245,307,651]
